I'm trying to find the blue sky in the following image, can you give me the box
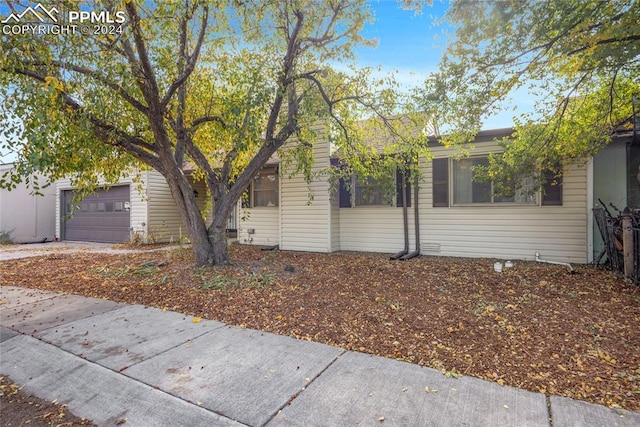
[356,0,535,129]
[0,1,528,163]
[357,0,450,82]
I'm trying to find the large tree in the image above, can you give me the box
[421,0,640,188]
[0,0,414,265]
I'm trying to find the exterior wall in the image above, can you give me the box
[0,164,55,243]
[338,140,588,263]
[329,196,341,252]
[56,170,210,244]
[145,172,209,243]
[339,206,416,253]
[56,172,148,243]
[418,142,588,263]
[238,125,335,251]
[238,205,280,246]
[279,126,334,252]
[236,132,589,263]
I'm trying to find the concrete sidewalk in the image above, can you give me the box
[1,286,638,427]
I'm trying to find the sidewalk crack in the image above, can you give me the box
[261,349,347,426]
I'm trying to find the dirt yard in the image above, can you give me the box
[2,243,639,412]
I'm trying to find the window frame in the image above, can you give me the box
[338,166,411,208]
[353,175,387,207]
[433,157,560,207]
[250,166,279,208]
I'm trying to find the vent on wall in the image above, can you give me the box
[421,242,441,253]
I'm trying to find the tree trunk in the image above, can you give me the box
[210,224,228,265]
[208,193,237,265]
[161,163,216,266]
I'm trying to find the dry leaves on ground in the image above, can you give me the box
[2,244,640,411]
[0,375,95,427]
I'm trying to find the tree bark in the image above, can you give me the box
[161,160,216,266]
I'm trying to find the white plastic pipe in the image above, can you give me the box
[535,252,574,273]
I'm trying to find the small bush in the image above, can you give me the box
[0,229,14,244]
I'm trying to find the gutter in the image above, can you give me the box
[535,251,574,273]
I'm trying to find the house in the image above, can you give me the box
[239,127,590,263]
[0,163,56,243]
[53,125,598,264]
[55,170,210,244]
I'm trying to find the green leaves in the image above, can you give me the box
[423,0,639,179]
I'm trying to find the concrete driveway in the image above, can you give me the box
[0,241,176,261]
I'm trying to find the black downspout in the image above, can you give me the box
[633,96,638,146]
[390,170,409,260]
[400,166,420,261]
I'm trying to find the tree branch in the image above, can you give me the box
[24,60,148,114]
[8,67,162,170]
[124,1,161,108]
[189,115,228,132]
[161,5,209,108]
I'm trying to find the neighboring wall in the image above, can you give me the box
[0,164,55,243]
[592,139,627,258]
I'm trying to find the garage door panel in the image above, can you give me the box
[63,186,131,243]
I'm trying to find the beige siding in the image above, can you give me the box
[339,206,417,253]
[56,171,210,244]
[338,140,588,263]
[279,127,333,252]
[146,171,182,243]
[330,197,341,252]
[419,141,588,263]
[145,172,209,243]
[237,123,335,251]
[238,206,280,246]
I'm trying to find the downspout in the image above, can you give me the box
[633,96,638,146]
[535,251,575,273]
[400,169,420,261]
[390,170,409,260]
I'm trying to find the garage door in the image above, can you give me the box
[63,185,131,243]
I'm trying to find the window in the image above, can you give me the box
[542,170,563,206]
[453,157,492,204]
[433,157,541,207]
[252,167,279,207]
[338,168,410,208]
[453,157,536,205]
[354,176,385,206]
